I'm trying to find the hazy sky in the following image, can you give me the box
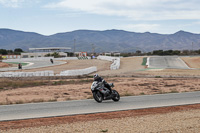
[0,0,200,35]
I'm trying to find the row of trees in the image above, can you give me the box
[0,48,24,55]
[149,49,200,55]
[1,48,200,57]
[120,49,200,57]
[151,50,181,55]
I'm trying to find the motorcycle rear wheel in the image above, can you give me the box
[112,90,120,102]
[93,91,103,103]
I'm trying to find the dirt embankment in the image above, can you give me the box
[98,57,145,76]
[181,56,200,68]
[0,62,12,68]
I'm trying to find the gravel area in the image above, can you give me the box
[98,57,145,76]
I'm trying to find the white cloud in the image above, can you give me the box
[0,0,40,8]
[0,0,25,7]
[194,21,200,25]
[45,0,200,20]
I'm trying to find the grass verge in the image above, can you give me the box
[7,62,29,66]
[141,57,147,66]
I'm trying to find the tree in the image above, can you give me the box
[52,52,60,58]
[197,49,200,54]
[66,52,74,57]
[0,49,8,55]
[45,53,51,57]
[136,50,142,54]
[14,48,23,55]
[153,50,163,55]
[45,52,61,58]
[0,56,2,62]
[172,50,181,55]
[182,50,190,55]
[7,50,13,54]
[14,48,23,53]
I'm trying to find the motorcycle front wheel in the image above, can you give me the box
[112,90,120,102]
[93,91,103,103]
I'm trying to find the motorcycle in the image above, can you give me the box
[91,81,120,103]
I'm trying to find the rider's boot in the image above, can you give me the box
[109,88,112,95]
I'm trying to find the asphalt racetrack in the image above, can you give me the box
[0,60,66,72]
[148,56,190,69]
[0,91,200,121]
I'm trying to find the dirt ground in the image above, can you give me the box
[0,77,199,105]
[181,56,200,68]
[0,56,200,131]
[0,62,15,68]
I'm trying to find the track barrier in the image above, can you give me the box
[59,66,97,76]
[0,71,54,77]
[97,56,120,70]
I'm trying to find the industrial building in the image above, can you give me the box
[21,47,71,58]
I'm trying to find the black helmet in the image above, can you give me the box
[93,74,99,80]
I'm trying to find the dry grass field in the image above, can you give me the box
[0,56,200,132]
[0,77,199,105]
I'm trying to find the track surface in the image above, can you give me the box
[0,60,66,71]
[148,56,190,69]
[0,91,200,121]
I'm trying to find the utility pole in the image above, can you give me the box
[192,42,194,55]
[91,44,95,55]
[74,39,76,56]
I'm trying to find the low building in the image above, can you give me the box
[104,52,120,57]
[21,47,71,58]
[74,52,87,57]
[2,55,21,59]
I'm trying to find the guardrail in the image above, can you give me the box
[0,67,97,77]
[0,71,54,77]
[3,56,91,62]
[97,56,120,70]
[3,57,54,62]
[59,66,97,76]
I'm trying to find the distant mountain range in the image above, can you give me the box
[0,28,200,53]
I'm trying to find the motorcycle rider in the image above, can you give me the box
[93,74,112,94]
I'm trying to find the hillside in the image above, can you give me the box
[0,29,200,52]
